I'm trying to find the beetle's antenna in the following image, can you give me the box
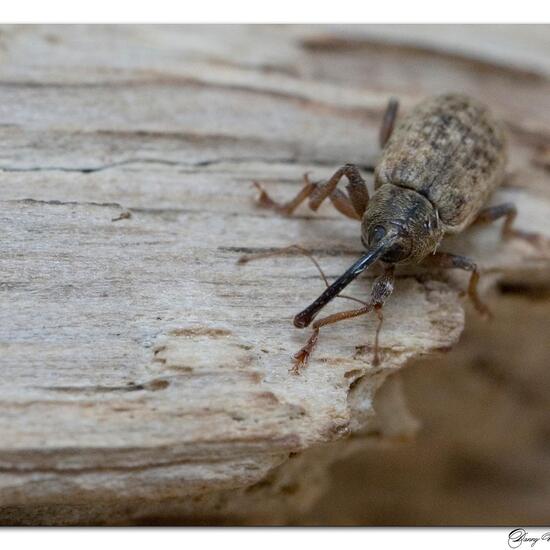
[293,232,398,328]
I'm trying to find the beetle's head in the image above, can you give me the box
[361,185,443,264]
[292,184,444,330]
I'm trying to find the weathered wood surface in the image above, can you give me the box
[0,25,549,524]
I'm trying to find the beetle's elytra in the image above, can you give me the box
[376,94,506,235]
[240,93,541,373]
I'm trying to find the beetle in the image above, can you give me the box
[241,94,541,372]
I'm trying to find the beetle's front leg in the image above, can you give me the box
[254,164,370,220]
[292,266,395,373]
[253,173,316,216]
[309,164,370,217]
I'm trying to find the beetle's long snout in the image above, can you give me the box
[293,233,398,328]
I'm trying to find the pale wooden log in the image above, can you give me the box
[0,25,549,525]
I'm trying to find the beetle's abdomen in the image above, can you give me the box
[375,94,507,232]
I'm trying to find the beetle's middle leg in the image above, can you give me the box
[254,164,370,220]
[474,202,544,247]
[422,252,490,318]
[292,266,395,373]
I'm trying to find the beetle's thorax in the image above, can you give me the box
[361,183,444,264]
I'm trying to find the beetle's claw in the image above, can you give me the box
[291,349,309,375]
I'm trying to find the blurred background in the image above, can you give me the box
[307,292,550,525]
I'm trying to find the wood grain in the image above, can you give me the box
[0,25,549,524]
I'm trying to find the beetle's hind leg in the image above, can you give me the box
[253,164,370,220]
[292,266,395,374]
[379,98,399,148]
[422,252,490,318]
[474,202,545,247]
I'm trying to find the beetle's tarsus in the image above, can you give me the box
[291,329,319,374]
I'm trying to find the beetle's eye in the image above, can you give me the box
[368,225,386,245]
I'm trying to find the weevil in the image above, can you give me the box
[240,94,541,372]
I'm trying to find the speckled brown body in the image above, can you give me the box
[365,94,507,263]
